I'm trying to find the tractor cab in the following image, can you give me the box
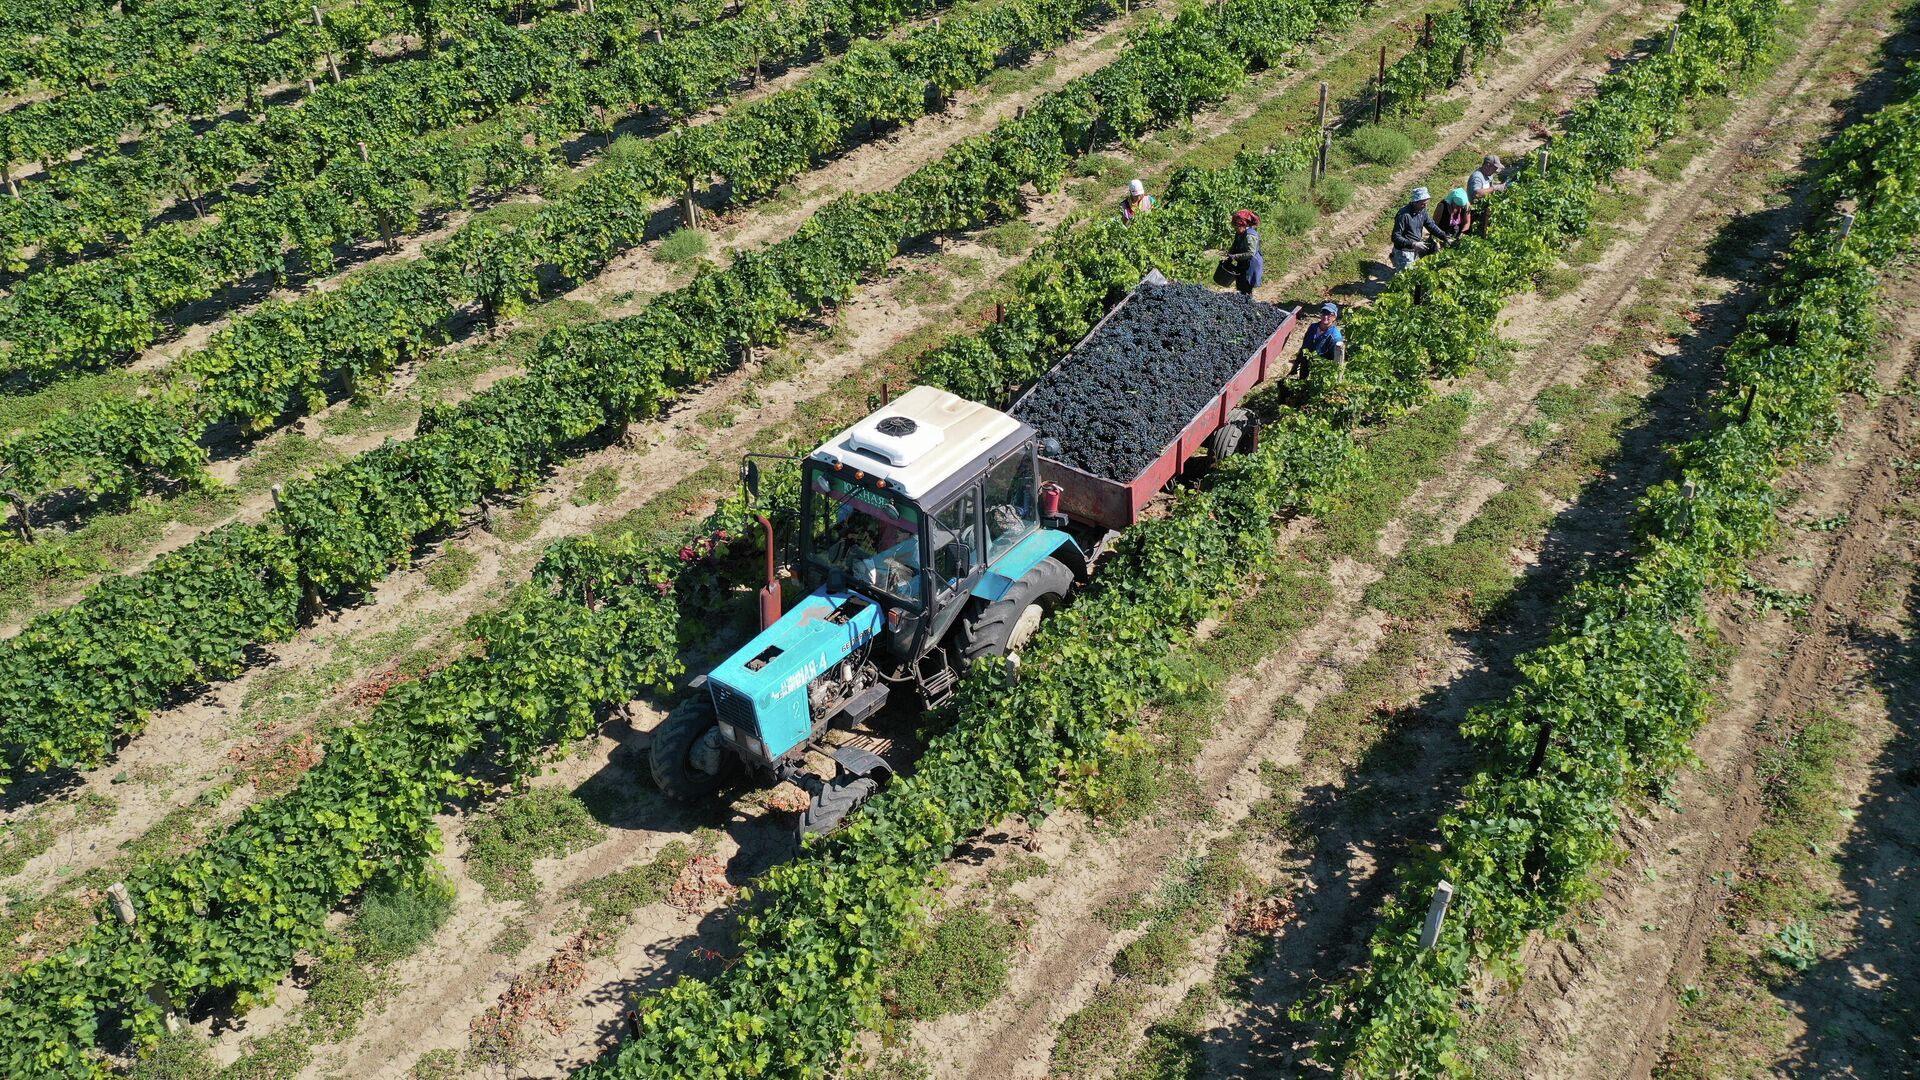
[651,386,1085,834]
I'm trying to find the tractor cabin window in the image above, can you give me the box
[984,450,1038,560]
[806,469,923,605]
[930,490,979,594]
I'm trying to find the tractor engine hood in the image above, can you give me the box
[704,587,885,763]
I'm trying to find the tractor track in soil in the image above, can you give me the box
[885,0,1896,1073]
[139,5,1595,1074]
[1486,269,1920,1080]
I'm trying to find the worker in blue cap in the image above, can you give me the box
[1391,186,1449,272]
[1292,300,1344,384]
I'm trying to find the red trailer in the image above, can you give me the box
[1012,270,1300,532]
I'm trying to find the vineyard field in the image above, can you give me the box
[1,0,1916,1076]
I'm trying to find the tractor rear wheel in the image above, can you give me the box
[650,693,733,800]
[956,556,1073,671]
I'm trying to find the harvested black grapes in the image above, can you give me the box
[1011,281,1289,480]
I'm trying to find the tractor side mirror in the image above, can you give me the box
[935,539,973,583]
[742,458,762,501]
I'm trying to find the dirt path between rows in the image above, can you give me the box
[877,1,1901,1074]
[1487,267,1920,1080]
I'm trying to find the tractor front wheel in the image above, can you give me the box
[650,693,733,800]
[797,776,878,838]
[956,556,1073,671]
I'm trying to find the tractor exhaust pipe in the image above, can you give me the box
[757,513,781,630]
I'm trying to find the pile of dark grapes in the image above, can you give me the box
[1011,282,1289,481]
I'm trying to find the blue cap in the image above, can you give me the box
[1320,301,1340,317]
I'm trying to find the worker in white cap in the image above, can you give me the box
[1122,178,1155,223]
[1391,186,1448,272]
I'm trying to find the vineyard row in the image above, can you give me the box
[0,0,456,168]
[0,0,470,99]
[0,0,1542,1070]
[0,0,901,372]
[0,0,1405,787]
[1299,19,1920,1075]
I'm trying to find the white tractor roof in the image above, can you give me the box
[811,385,1027,501]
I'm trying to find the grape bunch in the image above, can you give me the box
[1012,282,1289,480]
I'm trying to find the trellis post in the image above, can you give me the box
[1375,46,1387,124]
[106,884,187,1035]
[314,5,341,82]
[1419,881,1454,950]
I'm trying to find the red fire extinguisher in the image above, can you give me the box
[1039,482,1063,521]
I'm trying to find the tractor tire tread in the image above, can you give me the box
[799,776,878,837]
[956,556,1073,670]
[650,694,730,801]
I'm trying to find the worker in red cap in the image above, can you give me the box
[1217,209,1263,297]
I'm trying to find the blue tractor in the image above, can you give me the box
[650,385,1087,833]
[649,273,1298,834]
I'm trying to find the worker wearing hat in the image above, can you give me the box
[1122,178,1155,223]
[1468,154,1507,200]
[1391,186,1449,272]
[1435,187,1473,241]
[1293,300,1344,385]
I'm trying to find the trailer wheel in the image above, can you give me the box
[957,556,1073,671]
[1206,408,1257,464]
[650,694,733,801]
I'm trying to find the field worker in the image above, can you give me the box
[1468,154,1507,200]
[1218,209,1263,297]
[1122,178,1155,223]
[1292,301,1343,383]
[1434,187,1472,240]
[1390,187,1448,271]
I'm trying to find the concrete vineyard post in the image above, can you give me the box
[107,883,188,1034]
[314,4,341,83]
[1419,881,1454,950]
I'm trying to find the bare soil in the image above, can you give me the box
[1486,269,1920,1080]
